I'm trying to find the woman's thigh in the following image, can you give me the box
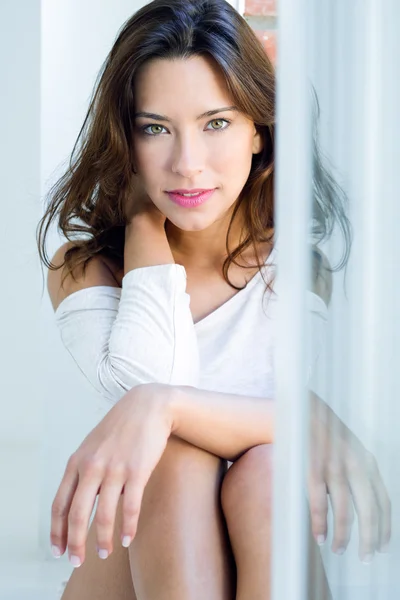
[127,435,236,599]
[221,444,332,600]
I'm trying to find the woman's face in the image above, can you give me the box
[131,55,263,232]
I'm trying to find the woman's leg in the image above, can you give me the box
[61,435,235,600]
[128,434,236,599]
[60,494,137,600]
[220,444,332,600]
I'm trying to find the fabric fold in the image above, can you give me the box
[54,264,200,405]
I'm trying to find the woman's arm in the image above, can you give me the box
[152,384,275,462]
[151,248,333,462]
[310,245,332,307]
[124,216,174,272]
[49,215,200,405]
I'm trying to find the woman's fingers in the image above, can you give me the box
[66,469,103,566]
[348,469,381,562]
[120,474,147,547]
[51,463,145,567]
[307,473,329,545]
[369,459,392,552]
[94,469,128,558]
[325,474,354,554]
[50,456,79,556]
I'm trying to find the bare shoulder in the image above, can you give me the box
[309,246,333,307]
[47,241,121,312]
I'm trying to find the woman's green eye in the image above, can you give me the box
[148,125,164,135]
[141,118,231,136]
[208,119,230,131]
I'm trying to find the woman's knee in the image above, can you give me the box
[158,434,225,473]
[220,444,274,516]
[144,434,227,501]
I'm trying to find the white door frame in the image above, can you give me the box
[227,0,245,15]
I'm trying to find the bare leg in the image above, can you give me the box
[128,435,237,600]
[60,435,235,600]
[220,445,332,600]
[60,494,137,600]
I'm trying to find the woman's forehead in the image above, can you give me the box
[134,55,232,103]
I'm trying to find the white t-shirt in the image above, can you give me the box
[54,245,328,420]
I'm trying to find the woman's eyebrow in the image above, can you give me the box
[134,106,239,122]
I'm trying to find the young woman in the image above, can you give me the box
[37,1,390,599]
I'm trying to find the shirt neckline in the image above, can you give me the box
[193,246,277,330]
[54,245,278,322]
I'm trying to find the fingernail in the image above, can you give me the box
[316,535,326,546]
[98,548,108,560]
[51,545,61,558]
[69,555,81,568]
[378,543,390,554]
[122,535,131,548]
[336,547,345,555]
[362,553,373,564]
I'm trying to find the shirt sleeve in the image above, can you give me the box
[306,290,329,397]
[54,264,200,405]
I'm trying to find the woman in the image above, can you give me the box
[37,1,390,599]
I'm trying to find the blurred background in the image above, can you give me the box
[0,0,398,598]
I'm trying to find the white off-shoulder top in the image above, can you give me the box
[54,245,328,414]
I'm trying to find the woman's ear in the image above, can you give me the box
[252,126,264,155]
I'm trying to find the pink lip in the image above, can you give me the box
[168,188,214,194]
[166,189,216,208]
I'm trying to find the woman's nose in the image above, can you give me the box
[171,136,205,177]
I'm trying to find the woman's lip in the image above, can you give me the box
[166,189,216,208]
[167,189,215,194]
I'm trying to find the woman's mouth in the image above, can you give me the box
[166,189,216,208]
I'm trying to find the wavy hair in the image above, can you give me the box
[36,0,352,296]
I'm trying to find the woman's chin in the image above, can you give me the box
[165,213,217,232]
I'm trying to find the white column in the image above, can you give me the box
[271,0,313,599]
[226,0,245,14]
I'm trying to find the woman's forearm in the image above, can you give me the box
[166,385,275,462]
[124,218,175,275]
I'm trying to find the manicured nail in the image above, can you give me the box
[336,547,345,555]
[122,535,131,548]
[69,555,81,568]
[362,553,373,564]
[316,535,326,546]
[378,543,390,554]
[51,545,61,558]
[98,548,108,559]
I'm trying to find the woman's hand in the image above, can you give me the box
[307,392,391,563]
[124,185,167,230]
[50,383,174,567]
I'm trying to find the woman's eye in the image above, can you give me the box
[142,124,166,136]
[206,118,231,132]
[141,118,231,136]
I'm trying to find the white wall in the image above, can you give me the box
[0,0,41,444]
[0,0,43,565]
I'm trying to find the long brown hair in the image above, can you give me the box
[36,0,352,295]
